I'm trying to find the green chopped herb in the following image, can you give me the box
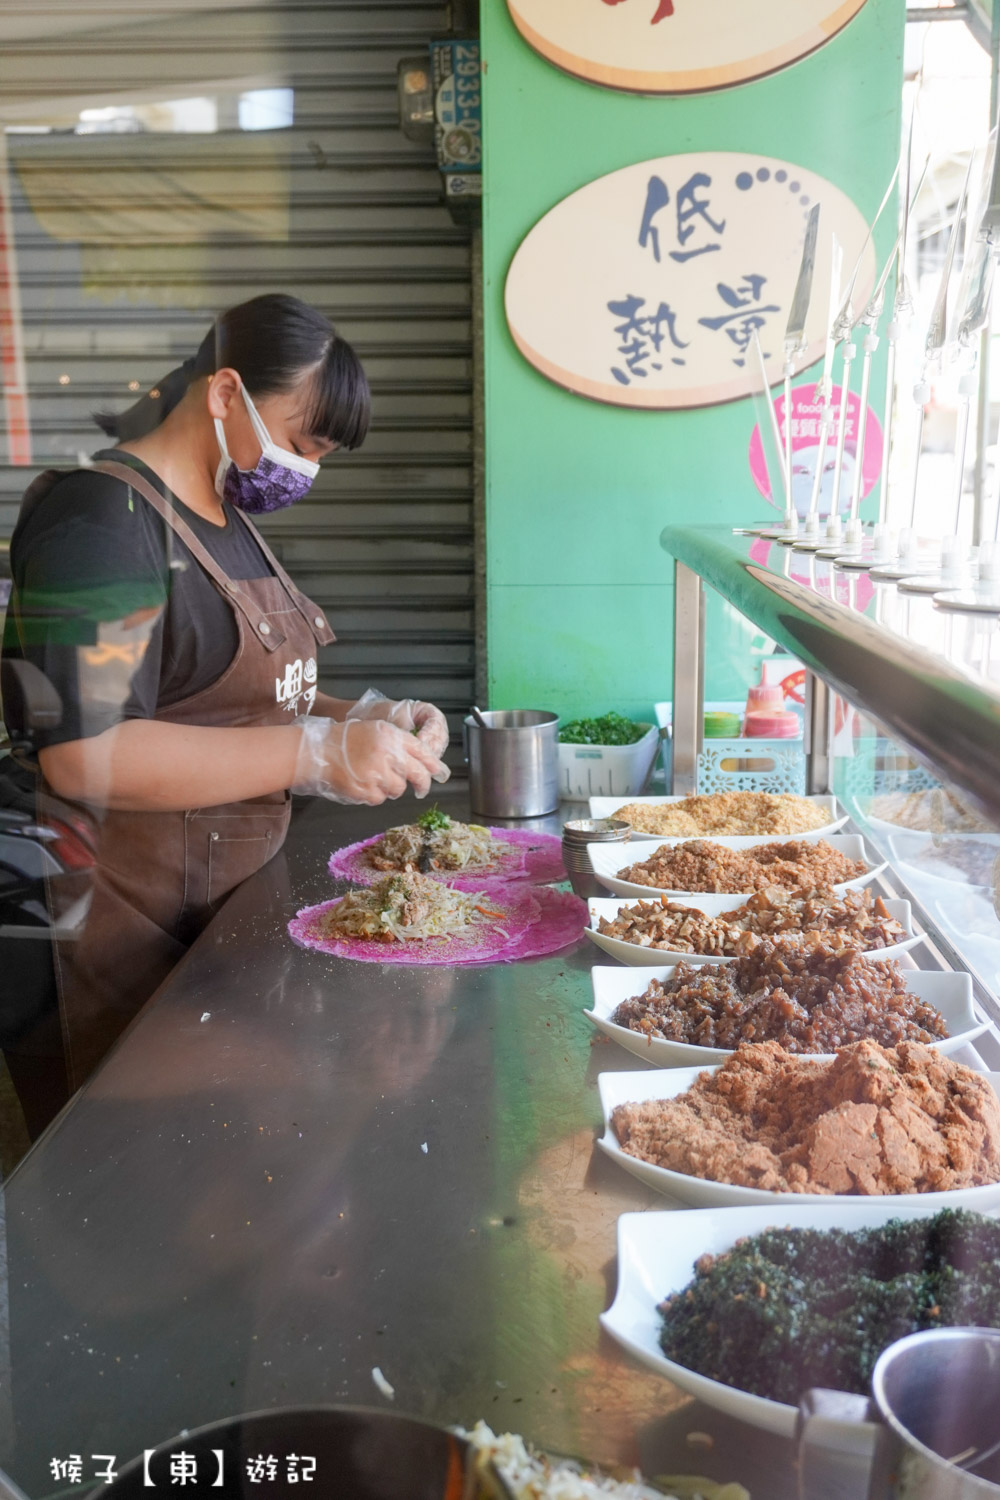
[417,804,451,833]
[558,712,648,746]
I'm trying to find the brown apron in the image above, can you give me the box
[37,459,335,1090]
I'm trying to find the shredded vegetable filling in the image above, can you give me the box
[319,872,501,944]
[367,808,511,874]
[459,1421,738,1500]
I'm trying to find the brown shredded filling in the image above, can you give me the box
[610,939,948,1053]
[616,838,867,893]
[597,885,904,955]
[611,1040,1000,1195]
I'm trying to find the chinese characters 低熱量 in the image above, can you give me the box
[608,171,782,385]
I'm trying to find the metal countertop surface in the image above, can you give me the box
[0,789,796,1497]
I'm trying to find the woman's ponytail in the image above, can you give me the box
[92,294,370,450]
[93,356,198,442]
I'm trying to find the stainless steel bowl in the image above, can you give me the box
[562,818,632,898]
[561,818,632,843]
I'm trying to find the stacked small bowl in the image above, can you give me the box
[561,818,632,900]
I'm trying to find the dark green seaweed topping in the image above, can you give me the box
[658,1210,1000,1405]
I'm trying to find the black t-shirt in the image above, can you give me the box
[3,450,275,749]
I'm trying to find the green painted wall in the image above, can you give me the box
[481,0,905,719]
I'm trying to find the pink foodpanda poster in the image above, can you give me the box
[748,382,884,519]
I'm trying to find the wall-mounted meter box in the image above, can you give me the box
[430,38,481,218]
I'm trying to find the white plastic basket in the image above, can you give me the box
[557,724,660,800]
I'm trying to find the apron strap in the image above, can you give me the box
[90,459,286,652]
[90,459,335,651]
[89,460,299,655]
[230,507,336,647]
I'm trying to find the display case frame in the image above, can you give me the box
[663,524,1000,1052]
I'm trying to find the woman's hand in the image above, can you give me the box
[408,700,450,759]
[293,717,447,804]
[345,688,451,766]
[38,715,447,814]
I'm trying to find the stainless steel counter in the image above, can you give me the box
[0,791,795,1497]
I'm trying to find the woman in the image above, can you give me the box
[2,293,450,1102]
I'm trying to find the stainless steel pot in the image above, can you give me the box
[464,710,559,819]
[798,1327,1000,1499]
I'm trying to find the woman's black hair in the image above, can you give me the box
[94,293,371,450]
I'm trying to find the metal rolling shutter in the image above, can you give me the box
[0,2,475,759]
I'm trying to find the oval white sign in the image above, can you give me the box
[506,0,870,94]
[505,152,876,411]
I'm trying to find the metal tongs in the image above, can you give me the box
[821,164,901,534]
[846,154,929,531]
[781,202,821,510]
[905,157,974,538]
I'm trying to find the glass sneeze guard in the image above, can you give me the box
[664,523,1000,1055]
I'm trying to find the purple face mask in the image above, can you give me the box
[214,386,320,514]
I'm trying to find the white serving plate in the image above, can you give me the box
[585,963,987,1068]
[585,894,919,967]
[588,793,846,842]
[875,825,1000,892]
[601,1203,987,1438]
[865,810,1000,846]
[587,833,887,901]
[596,1066,1000,1212]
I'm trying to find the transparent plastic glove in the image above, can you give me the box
[292,716,446,804]
[346,688,451,777]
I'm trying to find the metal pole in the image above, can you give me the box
[850,328,877,521]
[831,339,856,517]
[974,6,1000,544]
[880,332,898,525]
[753,331,790,511]
[784,366,794,503]
[805,671,833,794]
[953,363,980,540]
[672,560,704,794]
[973,324,992,545]
[808,239,844,520]
[908,390,928,530]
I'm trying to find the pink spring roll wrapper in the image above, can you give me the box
[327,827,566,890]
[288,883,587,966]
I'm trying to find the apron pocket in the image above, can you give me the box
[206,830,274,908]
[184,800,291,918]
